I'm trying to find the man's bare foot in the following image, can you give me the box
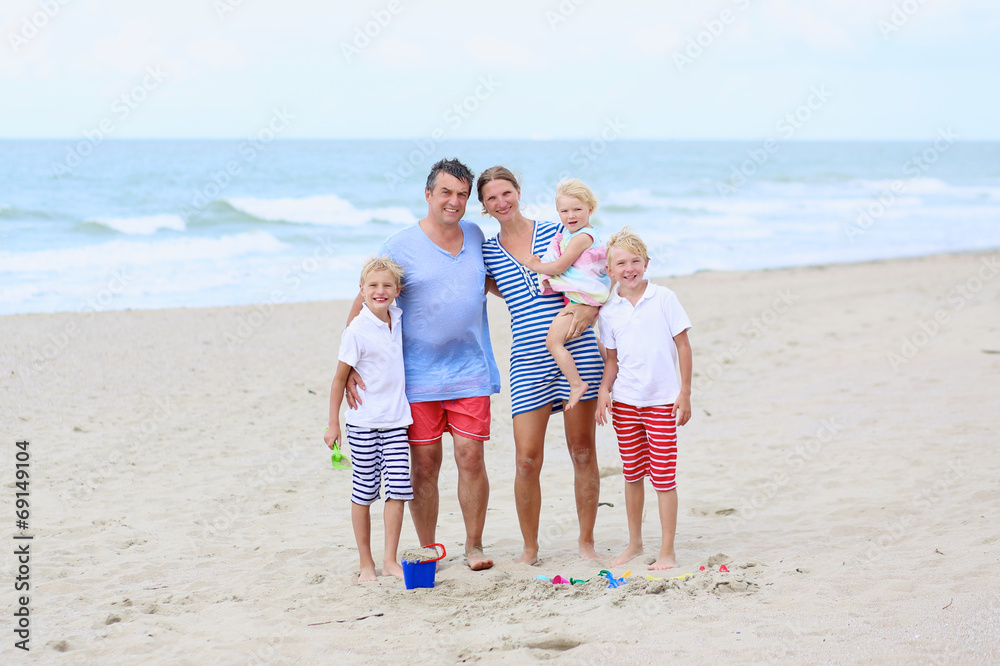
[382,560,404,578]
[357,565,378,583]
[466,548,494,571]
[648,554,678,570]
[610,545,643,567]
[579,541,601,560]
[565,382,589,411]
[515,547,539,565]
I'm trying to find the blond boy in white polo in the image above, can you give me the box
[326,256,413,583]
[595,227,693,570]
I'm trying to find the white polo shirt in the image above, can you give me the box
[597,282,692,407]
[338,304,412,429]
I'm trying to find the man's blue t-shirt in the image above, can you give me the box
[378,220,501,402]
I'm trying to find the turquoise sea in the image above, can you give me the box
[1,139,998,315]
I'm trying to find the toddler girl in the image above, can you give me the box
[524,178,610,410]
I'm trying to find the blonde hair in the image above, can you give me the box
[359,255,405,290]
[555,178,598,211]
[606,226,649,263]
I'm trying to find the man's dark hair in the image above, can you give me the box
[425,158,475,192]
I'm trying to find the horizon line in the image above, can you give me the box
[1,136,997,143]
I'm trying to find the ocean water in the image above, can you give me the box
[1,139,998,315]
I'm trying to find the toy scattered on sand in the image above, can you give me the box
[599,570,628,588]
[538,566,729,586]
[647,573,694,582]
[537,570,632,587]
[330,441,350,470]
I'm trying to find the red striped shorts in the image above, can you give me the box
[611,402,677,492]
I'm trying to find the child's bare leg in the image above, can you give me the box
[611,479,645,566]
[351,502,378,583]
[546,311,588,410]
[649,488,678,570]
[382,499,405,578]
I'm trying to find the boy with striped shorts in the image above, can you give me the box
[596,228,693,570]
[325,256,413,583]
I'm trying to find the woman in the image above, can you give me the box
[478,165,603,565]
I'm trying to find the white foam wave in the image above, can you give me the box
[604,188,670,209]
[600,186,959,218]
[226,194,418,226]
[686,214,764,228]
[681,216,774,240]
[87,214,186,235]
[856,177,950,194]
[0,231,288,273]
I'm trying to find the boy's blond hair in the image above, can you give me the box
[606,226,649,263]
[359,255,405,290]
[556,178,598,210]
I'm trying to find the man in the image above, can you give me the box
[347,158,500,571]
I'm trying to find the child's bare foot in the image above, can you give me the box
[565,382,589,411]
[357,565,378,583]
[466,547,494,571]
[648,554,678,570]
[611,545,644,567]
[382,560,404,578]
[515,547,539,565]
[579,541,601,560]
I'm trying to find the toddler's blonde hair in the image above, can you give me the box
[555,178,598,210]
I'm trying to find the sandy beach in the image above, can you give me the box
[3,249,999,663]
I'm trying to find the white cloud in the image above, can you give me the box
[187,36,246,70]
[92,18,159,73]
[632,23,686,57]
[463,34,541,68]
[743,1,859,53]
[0,3,62,76]
[368,37,429,70]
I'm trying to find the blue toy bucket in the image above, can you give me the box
[402,543,446,590]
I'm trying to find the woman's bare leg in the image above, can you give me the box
[512,405,551,564]
[563,399,601,559]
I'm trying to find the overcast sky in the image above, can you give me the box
[2,0,997,140]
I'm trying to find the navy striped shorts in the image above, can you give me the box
[346,424,414,505]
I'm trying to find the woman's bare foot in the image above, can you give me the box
[565,382,589,411]
[579,540,601,560]
[357,565,378,583]
[647,554,678,570]
[382,560,404,578]
[610,544,644,567]
[466,548,494,571]
[515,547,539,565]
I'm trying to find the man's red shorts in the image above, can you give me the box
[408,396,491,444]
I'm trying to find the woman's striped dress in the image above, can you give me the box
[483,220,604,417]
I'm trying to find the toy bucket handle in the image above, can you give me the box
[421,543,446,563]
